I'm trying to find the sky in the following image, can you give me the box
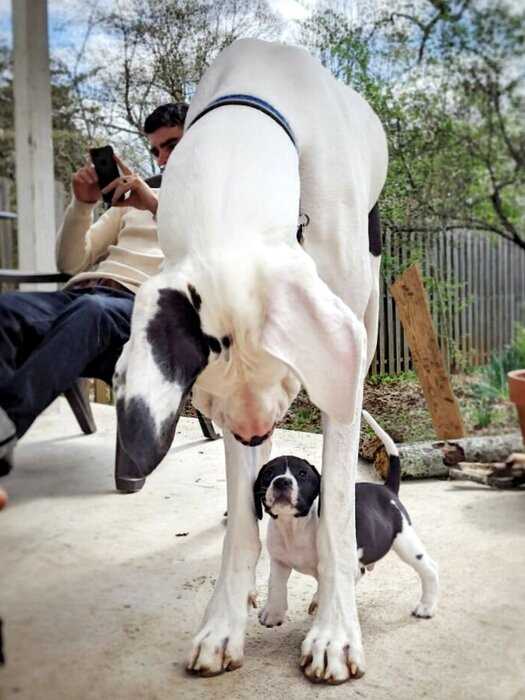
[0,0,322,51]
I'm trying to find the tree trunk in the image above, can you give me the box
[373,432,524,479]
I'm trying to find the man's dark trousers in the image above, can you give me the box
[0,285,134,439]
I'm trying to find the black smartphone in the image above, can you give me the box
[89,145,121,207]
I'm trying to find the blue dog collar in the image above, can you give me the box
[187,93,298,150]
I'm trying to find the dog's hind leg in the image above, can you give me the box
[392,518,439,619]
[187,431,271,676]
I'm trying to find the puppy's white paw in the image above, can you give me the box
[258,605,286,627]
[300,625,365,684]
[412,602,436,619]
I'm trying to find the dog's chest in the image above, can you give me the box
[266,520,319,577]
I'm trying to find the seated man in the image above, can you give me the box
[0,102,188,475]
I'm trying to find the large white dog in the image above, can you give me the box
[114,39,387,683]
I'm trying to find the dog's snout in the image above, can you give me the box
[233,431,272,447]
[273,476,292,491]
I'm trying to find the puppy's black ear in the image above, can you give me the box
[307,461,322,517]
[253,470,264,520]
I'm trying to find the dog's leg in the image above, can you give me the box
[392,520,439,618]
[187,430,271,676]
[301,410,365,684]
[259,559,291,627]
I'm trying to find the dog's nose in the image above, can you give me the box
[233,432,271,447]
[273,476,292,491]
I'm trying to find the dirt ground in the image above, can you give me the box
[271,373,518,444]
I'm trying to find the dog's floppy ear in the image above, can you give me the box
[306,460,322,517]
[114,281,209,476]
[253,468,265,520]
[262,266,367,424]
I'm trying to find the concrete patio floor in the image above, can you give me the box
[1,399,524,700]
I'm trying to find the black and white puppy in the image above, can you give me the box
[253,411,439,627]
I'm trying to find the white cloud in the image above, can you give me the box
[268,0,313,21]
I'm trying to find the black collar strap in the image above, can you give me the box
[186,93,298,151]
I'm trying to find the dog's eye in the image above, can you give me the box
[298,469,307,479]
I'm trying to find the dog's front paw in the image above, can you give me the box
[300,626,365,684]
[187,625,244,676]
[412,601,436,619]
[187,615,246,676]
[258,605,286,627]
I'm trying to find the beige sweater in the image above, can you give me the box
[55,195,164,293]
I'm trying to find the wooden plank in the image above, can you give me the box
[403,232,415,372]
[378,273,385,375]
[478,235,485,363]
[94,379,112,404]
[467,232,474,362]
[394,234,402,374]
[386,229,395,375]
[0,178,14,269]
[390,263,465,439]
[452,232,460,366]
[507,240,514,343]
[458,232,467,360]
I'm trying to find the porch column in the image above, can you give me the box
[12,0,56,271]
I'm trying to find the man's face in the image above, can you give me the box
[147,125,184,168]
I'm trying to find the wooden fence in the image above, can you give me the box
[1,176,524,375]
[373,229,525,375]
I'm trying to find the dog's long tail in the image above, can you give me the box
[362,409,401,494]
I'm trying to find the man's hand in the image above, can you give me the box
[72,162,102,204]
[101,155,159,216]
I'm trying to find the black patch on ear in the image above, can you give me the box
[205,334,221,354]
[305,460,322,517]
[147,289,209,385]
[368,202,382,256]
[221,335,232,349]
[187,284,202,312]
[253,469,264,520]
[117,395,183,475]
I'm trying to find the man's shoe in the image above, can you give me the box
[0,406,17,476]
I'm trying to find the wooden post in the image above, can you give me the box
[94,380,112,405]
[390,263,465,439]
[12,0,56,274]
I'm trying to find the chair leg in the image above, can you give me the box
[114,433,146,493]
[196,410,221,440]
[64,380,97,434]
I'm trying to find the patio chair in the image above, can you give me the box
[0,266,221,494]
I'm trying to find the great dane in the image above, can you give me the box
[114,38,388,683]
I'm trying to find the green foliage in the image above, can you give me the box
[299,2,525,250]
[469,324,525,427]
[480,325,525,399]
[0,45,96,188]
[368,370,417,386]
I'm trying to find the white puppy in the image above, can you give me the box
[114,39,388,682]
